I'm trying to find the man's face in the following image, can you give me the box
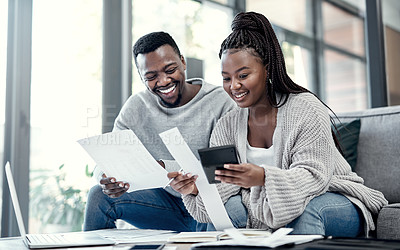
[136,45,186,107]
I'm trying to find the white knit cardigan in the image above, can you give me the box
[182,93,388,235]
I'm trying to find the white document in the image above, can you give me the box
[193,228,323,248]
[159,127,234,230]
[78,130,169,192]
[94,229,177,244]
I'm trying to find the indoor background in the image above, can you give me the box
[1,0,399,237]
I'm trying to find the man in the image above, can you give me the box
[83,31,236,232]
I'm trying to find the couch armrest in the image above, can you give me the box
[377,204,400,240]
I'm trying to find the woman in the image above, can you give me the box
[168,11,387,237]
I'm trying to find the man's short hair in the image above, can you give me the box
[133,31,181,67]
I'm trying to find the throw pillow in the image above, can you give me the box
[332,119,361,170]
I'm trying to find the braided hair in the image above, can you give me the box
[220,11,344,154]
[219,11,308,107]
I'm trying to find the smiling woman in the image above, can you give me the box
[173,11,388,238]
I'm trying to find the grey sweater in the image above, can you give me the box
[182,92,388,235]
[93,79,236,187]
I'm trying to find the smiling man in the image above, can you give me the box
[83,32,236,232]
[135,38,200,108]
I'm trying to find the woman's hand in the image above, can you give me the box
[167,171,199,195]
[215,163,265,188]
[100,174,130,198]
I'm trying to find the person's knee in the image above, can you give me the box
[287,203,325,235]
[288,192,362,236]
[224,195,247,228]
[86,185,105,207]
[287,195,329,235]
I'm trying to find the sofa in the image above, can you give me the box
[335,105,400,240]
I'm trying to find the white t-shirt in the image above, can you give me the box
[246,141,274,167]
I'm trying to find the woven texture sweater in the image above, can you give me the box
[182,92,388,234]
[93,79,235,195]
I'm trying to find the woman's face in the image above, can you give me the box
[221,49,269,108]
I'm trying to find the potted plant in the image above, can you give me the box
[30,164,93,233]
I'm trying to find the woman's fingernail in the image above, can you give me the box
[119,183,124,188]
[111,178,115,183]
[215,170,221,175]
[224,164,230,169]
[215,176,220,180]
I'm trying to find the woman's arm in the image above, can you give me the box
[179,111,242,223]
[249,97,336,228]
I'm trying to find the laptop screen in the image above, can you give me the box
[5,161,27,237]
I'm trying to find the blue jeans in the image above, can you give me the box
[287,192,364,237]
[83,185,206,232]
[209,192,363,237]
[207,194,248,231]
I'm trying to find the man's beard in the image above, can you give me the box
[160,93,182,108]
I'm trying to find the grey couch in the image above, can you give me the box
[336,105,400,240]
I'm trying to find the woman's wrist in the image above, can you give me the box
[258,165,266,186]
[191,186,199,195]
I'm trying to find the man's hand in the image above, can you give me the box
[100,174,130,198]
[215,163,265,188]
[167,171,198,195]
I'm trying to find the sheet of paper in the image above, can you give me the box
[94,229,177,244]
[78,130,169,192]
[159,127,234,230]
[193,228,322,248]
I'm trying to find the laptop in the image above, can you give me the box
[4,161,116,249]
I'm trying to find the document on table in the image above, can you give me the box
[94,229,178,244]
[192,228,323,249]
[78,130,169,192]
[159,127,234,231]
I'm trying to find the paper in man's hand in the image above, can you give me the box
[78,130,169,192]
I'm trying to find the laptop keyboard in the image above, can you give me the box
[27,234,70,244]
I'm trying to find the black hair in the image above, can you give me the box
[133,31,181,67]
[220,11,343,154]
[219,11,309,107]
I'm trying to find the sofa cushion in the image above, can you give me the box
[336,105,400,204]
[377,203,400,240]
[333,119,361,170]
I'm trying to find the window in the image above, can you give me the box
[281,41,313,90]
[322,1,367,112]
[246,1,315,92]
[0,0,8,226]
[132,0,232,94]
[247,0,313,36]
[324,50,367,112]
[247,0,368,112]
[323,1,365,57]
[30,0,102,233]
